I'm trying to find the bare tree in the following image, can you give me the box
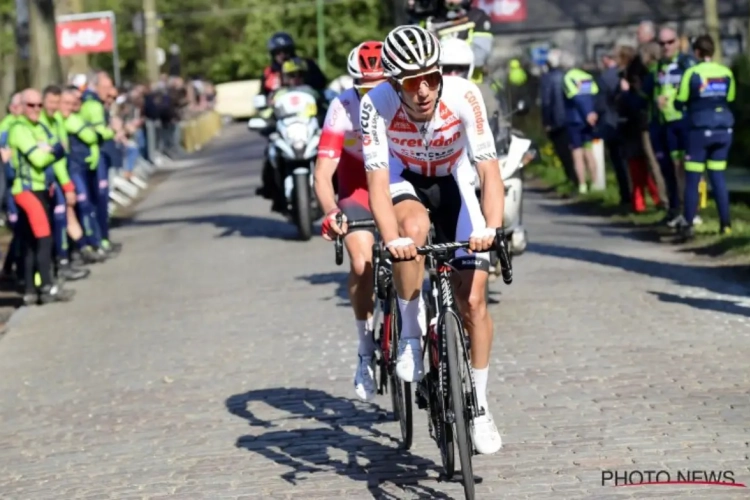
[29,0,63,88]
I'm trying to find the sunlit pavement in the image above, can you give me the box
[1,124,748,499]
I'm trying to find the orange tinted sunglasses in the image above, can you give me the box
[398,70,441,92]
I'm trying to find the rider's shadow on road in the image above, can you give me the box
[296,272,350,307]
[226,387,453,499]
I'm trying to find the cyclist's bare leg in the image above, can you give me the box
[453,268,493,413]
[344,230,375,353]
[393,199,430,338]
[453,269,492,368]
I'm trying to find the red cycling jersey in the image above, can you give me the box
[317,87,369,207]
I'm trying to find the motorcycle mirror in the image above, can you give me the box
[253,94,267,110]
[515,99,529,115]
[247,118,267,131]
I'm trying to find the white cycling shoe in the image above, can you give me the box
[354,355,376,401]
[471,409,503,455]
[396,338,424,382]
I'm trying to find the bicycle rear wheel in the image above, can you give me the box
[388,292,413,450]
[445,312,475,499]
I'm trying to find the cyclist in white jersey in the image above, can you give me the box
[314,41,388,401]
[361,25,505,454]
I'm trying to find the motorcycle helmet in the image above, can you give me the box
[267,32,295,54]
[282,57,308,85]
[439,38,474,79]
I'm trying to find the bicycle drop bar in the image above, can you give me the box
[333,213,377,265]
[378,228,513,284]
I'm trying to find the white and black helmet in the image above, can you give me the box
[382,25,441,77]
[347,44,363,79]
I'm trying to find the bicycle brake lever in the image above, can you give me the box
[494,228,513,284]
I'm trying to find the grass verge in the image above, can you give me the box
[527,147,750,258]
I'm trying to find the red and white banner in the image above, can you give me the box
[56,17,114,56]
[474,0,527,23]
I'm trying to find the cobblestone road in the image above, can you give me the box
[1,125,749,499]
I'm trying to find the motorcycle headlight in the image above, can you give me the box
[284,122,309,144]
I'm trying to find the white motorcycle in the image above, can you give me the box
[249,91,322,240]
[472,99,536,276]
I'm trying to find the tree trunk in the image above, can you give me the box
[0,14,16,116]
[703,0,722,61]
[29,0,63,89]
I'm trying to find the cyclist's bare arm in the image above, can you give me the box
[315,97,347,215]
[313,156,339,214]
[461,84,505,229]
[361,93,400,244]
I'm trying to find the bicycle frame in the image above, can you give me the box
[422,253,483,426]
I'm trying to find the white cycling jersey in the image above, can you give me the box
[360,76,498,266]
[361,75,497,176]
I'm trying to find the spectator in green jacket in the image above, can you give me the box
[8,88,74,304]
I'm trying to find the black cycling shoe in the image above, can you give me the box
[39,284,75,304]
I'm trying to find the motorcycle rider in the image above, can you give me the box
[439,38,502,141]
[314,41,388,401]
[259,32,327,97]
[256,32,328,200]
[362,25,505,453]
[410,0,493,84]
[260,57,328,213]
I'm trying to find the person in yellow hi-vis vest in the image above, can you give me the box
[415,0,493,84]
[561,54,600,193]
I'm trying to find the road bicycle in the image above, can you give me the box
[381,229,512,500]
[333,214,413,449]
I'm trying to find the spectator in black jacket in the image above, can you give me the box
[597,48,630,206]
[541,49,576,185]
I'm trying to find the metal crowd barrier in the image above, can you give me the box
[179,111,222,153]
[107,110,223,215]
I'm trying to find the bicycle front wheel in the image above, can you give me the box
[388,292,413,450]
[445,312,475,499]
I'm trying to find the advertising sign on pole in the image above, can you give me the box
[56,11,121,86]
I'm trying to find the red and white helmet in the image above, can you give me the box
[348,41,387,87]
[356,41,386,83]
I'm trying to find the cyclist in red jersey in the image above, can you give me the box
[313,41,387,401]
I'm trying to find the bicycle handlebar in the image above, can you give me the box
[333,213,376,265]
[332,217,512,284]
[381,228,513,285]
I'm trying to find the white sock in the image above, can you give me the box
[356,319,374,356]
[397,297,421,339]
[473,365,489,412]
